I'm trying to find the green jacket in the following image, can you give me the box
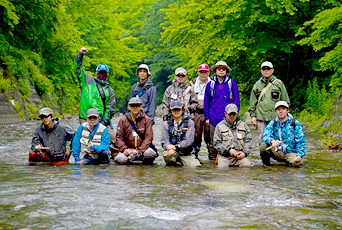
[74,52,116,126]
[248,75,290,121]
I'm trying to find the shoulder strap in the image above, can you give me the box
[183,86,191,96]
[127,118,144,140]
[210,79,233,100]
[96,83,107,119]
[258,79,278,102]
[273,118,296,130]
[210,80,215,97]
[228,79,233,100]
[133,84,152,98]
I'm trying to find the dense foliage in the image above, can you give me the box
[0,0,341,124]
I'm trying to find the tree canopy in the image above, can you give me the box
[0,0,341,123]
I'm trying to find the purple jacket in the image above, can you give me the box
[204,75,240,126]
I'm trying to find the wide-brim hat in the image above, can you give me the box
[136,64,151,76]
[211,61,232,73]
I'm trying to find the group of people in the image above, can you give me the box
[29,47,306,167]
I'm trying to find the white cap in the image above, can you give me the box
[261,61,273,69]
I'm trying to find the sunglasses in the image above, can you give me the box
[228,112,237,116]
[176,74,186,77]
[40,115,51,119]
[88,116,98,120]
[261,67,272,71]
[217,67,226,71]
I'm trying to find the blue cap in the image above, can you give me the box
[96,64,109,73]
[170,101,183,110]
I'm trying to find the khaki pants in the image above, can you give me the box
[216,154,253,168]
[256,120,270,145]
[193,112,210,155]
[260,142,303,166]
[80,118,116,142]
[163,151,201,167]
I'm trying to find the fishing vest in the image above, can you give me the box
[168,118,192,155]
[219,121,246,151]
[80,122,106,159]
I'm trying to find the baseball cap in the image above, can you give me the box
[261,61,273,69]
[96,64,109,73]
[170,101,183,110]
[38,107,53,118]
[274,101,289,110]
[198,64,209,72]
[225,103,238,115]
[175,67,187,76]
[128,96,142,105]
[86,108,99,118]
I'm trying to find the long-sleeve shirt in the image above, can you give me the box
[262,116,306,157]
[204,75,240,126]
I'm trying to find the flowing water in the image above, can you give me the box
[0,116,341,229]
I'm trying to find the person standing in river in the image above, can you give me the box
[72,108,111,164]
[29,107,75,164]
[190,64,211,156]
[161,101,201,167]
[261,101,306,166]
[162,67,198,125]
[129,64,157,124]
[213,104,253,168]
[248,61,290,146]
[114,97,158,165]
[204,61,240,160]
[74,47,116,142]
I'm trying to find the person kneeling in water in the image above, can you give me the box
[161,101,201,167]
[72,108,111,164]
[114,97,158,164]
[29,107,75,164]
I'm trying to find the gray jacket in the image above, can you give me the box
[213,117,252,157]
[129,78,157,121]
[31,118,75,161]
[162,79,198,121]
[161,113,195,154]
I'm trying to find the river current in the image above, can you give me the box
[0,116,341,229]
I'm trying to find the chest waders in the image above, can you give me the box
[168,118,192,155]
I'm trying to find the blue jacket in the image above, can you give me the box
[262,116,306,157]
[72,122,111,159]
[204,75,240,126]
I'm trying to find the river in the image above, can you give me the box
[0,116,341,229]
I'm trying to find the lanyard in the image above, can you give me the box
[173,85,186,99]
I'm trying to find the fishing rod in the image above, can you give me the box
[303,114,342,133]
[0,145,49,150]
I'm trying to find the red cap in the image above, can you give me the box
[198,64,209,72]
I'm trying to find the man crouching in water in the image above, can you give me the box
[72,108,111,164]
[213,104,253,168]
[161,101,201,166]
[29,107,75,165]
[114,96,158,164]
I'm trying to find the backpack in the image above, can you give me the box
[210,78,233,100]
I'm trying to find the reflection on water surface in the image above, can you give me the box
[0,117,341,229]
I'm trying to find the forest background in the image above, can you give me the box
[0,0,341,134]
